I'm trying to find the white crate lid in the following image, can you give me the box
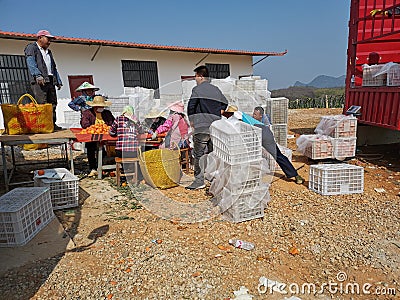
[0,187,49,212]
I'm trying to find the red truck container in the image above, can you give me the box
[345,0,400,143]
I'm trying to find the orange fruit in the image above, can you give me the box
[37,169,45,176]
[121,182,127,187]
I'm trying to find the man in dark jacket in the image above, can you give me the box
[24,29,63,129]
[186,65,228,190]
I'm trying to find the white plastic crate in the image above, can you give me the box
[64,110,81,125]
[267,145,292,172]
[235,79,255,91]
[387,64,400,86]
[271,124,288,147]
[0,187,54,247]
[107,97,130,115]
[216,160,264,195]
[265,97,288,124]
[211,120,262,164]
[362,64,387,86]
[332,137,357,159]
[303,135,333,160]
[34,168,79,210]
[221,186,269,223]
[309,163,364,195]
[316,115,357,138]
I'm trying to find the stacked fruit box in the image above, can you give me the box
[309,163,364,195]
[298,115,357,160]
[210,118,270,222]
[34,168,79,210]
[266,97,288,147]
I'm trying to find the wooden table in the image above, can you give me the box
[0,130,76,191]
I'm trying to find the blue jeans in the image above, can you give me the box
[193,133,213,183]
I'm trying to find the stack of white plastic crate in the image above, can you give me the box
[0,187,55,247]
[107,97,130,118]
[233,78,269,115]
[63,110,81,128]
[265,144,292,172]
[265,97,289,147]
[34,168,79,210]
[297,115,357,160]
[309,163,364,195]
[210,118,269,222]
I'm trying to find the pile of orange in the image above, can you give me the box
[80,123,110,134]
[19,103,36,108]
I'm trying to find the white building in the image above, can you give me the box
[0,30,286,97]
[0,30,286,123]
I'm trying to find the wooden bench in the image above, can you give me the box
[115,157,139,186]
[180,147,190,173]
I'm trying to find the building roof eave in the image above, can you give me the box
[0,30,288,57]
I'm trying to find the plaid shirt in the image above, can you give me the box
[109,116,141,152]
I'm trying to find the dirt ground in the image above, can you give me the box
[1,108,400,299]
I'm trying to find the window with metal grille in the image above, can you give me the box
[0,55,32,104]
[121,60,160,98]
[205,63,230,79]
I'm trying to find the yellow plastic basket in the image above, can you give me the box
[138,147,181,189]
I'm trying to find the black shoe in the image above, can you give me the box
[185,180,206,190]
[54,125,63,131]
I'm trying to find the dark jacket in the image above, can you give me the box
[24,42,62,85]
[81,109,115,129]
[187,81,228,134]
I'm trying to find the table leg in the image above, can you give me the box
[1,143,9,191]
[97,142,102,179]
[69,140,74,174]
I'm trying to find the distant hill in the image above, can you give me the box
[271,86,345,101]
[294,75,345,88]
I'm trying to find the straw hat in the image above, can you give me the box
[226,105,238,112]
[76,82,100,92]
[87,96,111,107]
[168,101,184,113]
[144,108,167,118]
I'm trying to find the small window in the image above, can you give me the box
[205,63,230,79]
[0,55,32,104]
[122,60,160,97]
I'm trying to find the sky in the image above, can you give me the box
[0,0,351,90]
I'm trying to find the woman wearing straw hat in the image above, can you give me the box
[152,101,190,149]
[143,108,167,132]
[68,82,100,112]
[81,96,115,177]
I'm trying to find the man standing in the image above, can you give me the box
[186,65,228,190]
[25,29,63,130]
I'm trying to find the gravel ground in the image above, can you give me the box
[0,108,399,300]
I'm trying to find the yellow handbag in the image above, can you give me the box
[1,94,54,135]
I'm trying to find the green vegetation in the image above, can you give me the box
[271,86,345,109]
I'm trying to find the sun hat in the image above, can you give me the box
[87,95,111,107]
[36,30,55,39]
[144,108,167,119]
[226,105,238,112]
[122,105,138,122]
[76,82,100,92]
[168,101,184,113]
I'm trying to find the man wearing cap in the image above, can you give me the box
[24,29,62,129]
[68,82,100,112]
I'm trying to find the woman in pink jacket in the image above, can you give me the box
[152,101,190,149]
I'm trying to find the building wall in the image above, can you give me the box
[1,38,253,98]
